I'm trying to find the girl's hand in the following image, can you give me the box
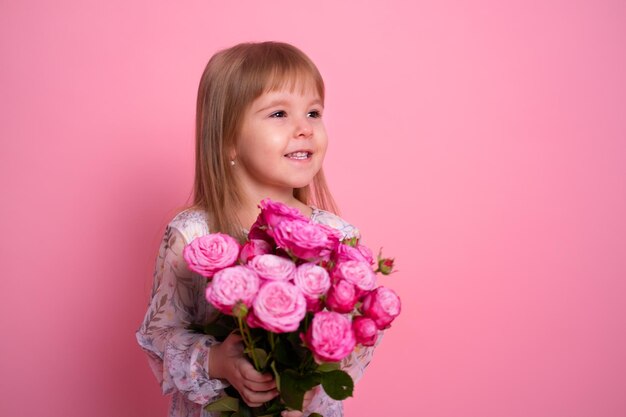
[281,386,318,417]
[209,333,279,407]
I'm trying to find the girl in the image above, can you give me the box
[137,41,377,417]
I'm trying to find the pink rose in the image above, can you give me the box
[333,260,377,294]
[352,316,378,346]
[205,266,260,315]
[248,216,272,243]
[273,219,341,262]
[335,243,374,265]
[249,281,306,333]
[361,286,401,329]
[183,233,240,277]
[259,199,307,236]
[304,311,356,362]
[248,254,296,281]
[239,239,272,263]
[356,244,375,265]
[325,279,358,314]
[293,263,331,311]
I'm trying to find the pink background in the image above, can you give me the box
[1,1,625,416]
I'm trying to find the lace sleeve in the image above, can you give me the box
[136,225,228,405]
[341,334,381,383]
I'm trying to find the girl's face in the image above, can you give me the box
[233,84,327,198]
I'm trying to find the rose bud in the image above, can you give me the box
[377,257,395,275]
[341,236,359,247]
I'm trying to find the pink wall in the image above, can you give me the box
[1,1,625,416]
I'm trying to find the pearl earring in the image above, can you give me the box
[230,160,235,166]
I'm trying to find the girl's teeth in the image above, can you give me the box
[286,152,309,159]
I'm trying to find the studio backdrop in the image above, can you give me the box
[1,1,625,416]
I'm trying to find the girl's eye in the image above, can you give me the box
[307,110,322,118]
[270,111,286,118]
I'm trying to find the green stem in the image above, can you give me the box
[269,332,276,351]
[237,315,260,370]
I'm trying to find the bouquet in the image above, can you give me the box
[183,199,401,417]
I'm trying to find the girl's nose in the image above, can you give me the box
[295,117,313,138]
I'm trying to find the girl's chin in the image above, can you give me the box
[289,179,316,189]
[288,172,321,189]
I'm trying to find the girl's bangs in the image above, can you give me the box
[262,65,325,102]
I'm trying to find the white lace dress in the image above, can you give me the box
[136,208,378,417]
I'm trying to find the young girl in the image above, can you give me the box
[137,41,378,417]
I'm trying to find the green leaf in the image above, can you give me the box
[237,401,253,417]
[273,337,299,368]
[320,370,354,401]
[204,395,239,412]
[297,372,321,391]
[219,412,232,417]
[279,370,306,411]
[278,370,323,411]
[316,362,340,373]
[287,329,304,346]
[287,331,311,365]
[201,316,237,341]
[262,398,284,414]
[309,414,324,417]
[202,322,228,336]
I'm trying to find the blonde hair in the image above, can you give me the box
[191,41,338,239]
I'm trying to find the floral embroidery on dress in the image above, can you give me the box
[137,207,376,417]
